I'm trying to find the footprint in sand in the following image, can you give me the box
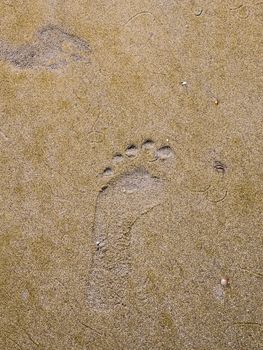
[87,140,174,310]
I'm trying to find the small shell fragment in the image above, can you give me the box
[194,8,203,16]
[214,161,226,174]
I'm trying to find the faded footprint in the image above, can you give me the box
[87,140,174,310]
[0,25,91,69]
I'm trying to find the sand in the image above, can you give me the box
[0,1,262,349]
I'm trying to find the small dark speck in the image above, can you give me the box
[100,185,108,192]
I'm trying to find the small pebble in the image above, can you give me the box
[220,277,229,287]
[214,98,219,105]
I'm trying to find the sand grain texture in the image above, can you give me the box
[0,1,262,349]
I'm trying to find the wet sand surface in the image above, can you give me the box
[0,1,262,349]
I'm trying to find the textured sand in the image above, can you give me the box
[0,1,262,349]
